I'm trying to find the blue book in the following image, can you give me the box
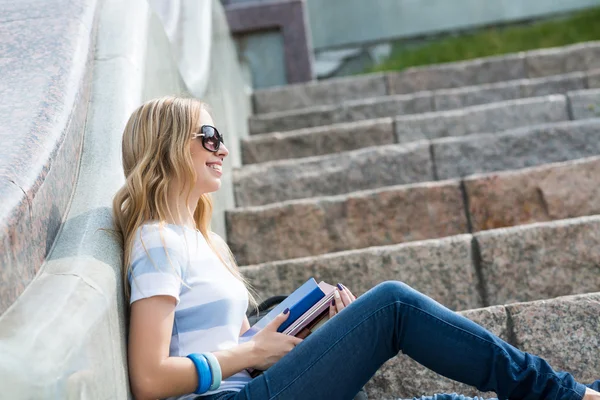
[240,278,326,340]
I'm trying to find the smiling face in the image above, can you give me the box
[189,108,229,194]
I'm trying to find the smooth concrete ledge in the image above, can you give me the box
[0,0,151,396]
[0,0,98,314]
[253,41,600,114]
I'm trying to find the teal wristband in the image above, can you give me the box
[202,352,222,391]
[187,353,212,394]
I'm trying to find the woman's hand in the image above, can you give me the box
[329,283,357,318]
[249,309,303,371]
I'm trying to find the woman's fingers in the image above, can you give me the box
[343,285,356,301]
[333,288,345,313]
[338,285,352,307]
[329,299,337,319]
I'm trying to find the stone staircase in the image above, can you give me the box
[227,42,600,399]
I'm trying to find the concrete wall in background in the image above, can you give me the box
[307,0,600,51]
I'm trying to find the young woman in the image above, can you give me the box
[113,96,600,400]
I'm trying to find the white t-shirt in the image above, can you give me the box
[128,222,252,398]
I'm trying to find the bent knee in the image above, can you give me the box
[372,280,414,301]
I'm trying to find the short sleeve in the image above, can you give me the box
[128,224,187,305]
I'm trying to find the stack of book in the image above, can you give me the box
[240,278,337,376]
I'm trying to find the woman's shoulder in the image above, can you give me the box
[132,222,188,255]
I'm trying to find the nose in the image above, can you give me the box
[217,142,229,158]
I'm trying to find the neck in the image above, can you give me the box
[164,184,201,229]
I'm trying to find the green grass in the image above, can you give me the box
[368,6,600,73]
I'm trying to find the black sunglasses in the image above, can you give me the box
[192,125,224,152]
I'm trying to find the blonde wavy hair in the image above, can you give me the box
[112,96,257,308]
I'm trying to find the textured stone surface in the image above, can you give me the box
[366,305,507,399]
[252,73,387,114]
[248,92,433,135]
[568,88,600,120]
[588,69,600,89]
[388,53,526,94]
[395,95,568,143]
[233,141,433,207]
[520,72,586,97]
[526,42,600,78]
[476,216,600,306]
[434,119,600,180]
[465,156,600,232]
[240,234,482,311]
[507,292,600,384]
[0,6,96,313]
[241,118,394,164]
[228,180,468,265]
[433,80,522,111]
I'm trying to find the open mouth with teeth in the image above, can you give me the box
[206,162,223,173]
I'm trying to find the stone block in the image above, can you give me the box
[568,88,600,120]
[240,234,482,311]
[564,42,600,73]
[228,180,468,265]
[526,47,566,78]
[465,156,600,232]
[434,80,522,111]
[241,118,395,164]
[252,73,388,114]
[233,141,433,207]
[433,119,600,180]
[507,292,600,384]
[248,92,433,135]
[475,215,600,306]
[520,72,586,97]
[396,95,568,144]
[366,305,507,399]
[388,53,525,94]
[588,69,600,89]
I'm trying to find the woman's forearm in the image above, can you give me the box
[131,342,258,400]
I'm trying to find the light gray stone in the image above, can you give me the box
[252,73,388,114]
[588,69,600,89]
[568,88,600,120]
[564,42,600,73]
[507,292,600,384]
[248,92,433,135]
[465,156,600,232]
[228,180,468,265]
[240,234,482,311]
[433,119,600,179]
[241,118,395,164]
[434,80,522,111]
[475,215,600,306]
[366,305,507,399]
[389,54,526,94]
[520,72,586,97]
[526,47,566,78]
[233,141,433,207]
[396,95,568,144]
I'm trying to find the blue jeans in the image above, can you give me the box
[200,281,599,400]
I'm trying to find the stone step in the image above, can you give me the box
[367,291,600,399]
[253,41,600,114]
[228,155,600,265]
[249,69,597,137]
[243,73,600,164]
[233,118,600,207]
[240,215,600,311]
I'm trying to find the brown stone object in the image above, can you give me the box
[366,305,507,399]
[241,234,482,311]
[248,92,433,135]
[507,292,600,383]
[465,156,600,232]
[252,73,387,114]
[475,215,600,306]
[233,141,433,207]
[228,179,468,265]
[241,118,395,164]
